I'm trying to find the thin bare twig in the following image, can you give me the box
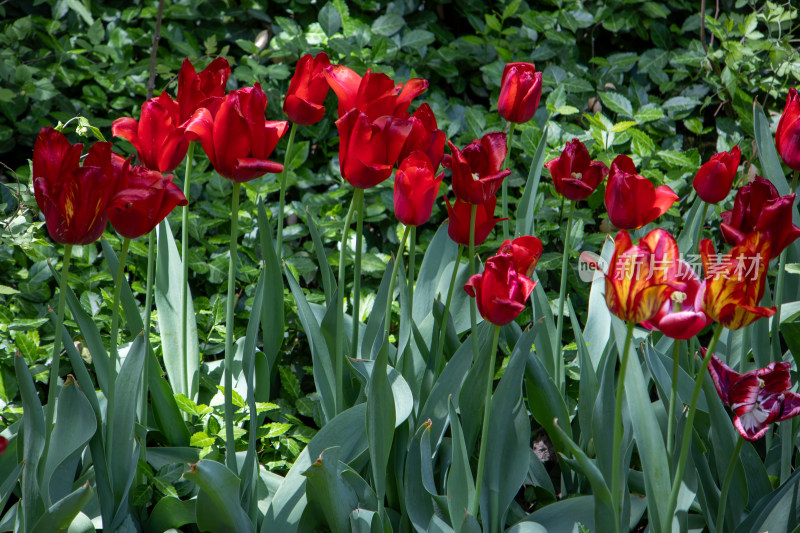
[146,0,166,99]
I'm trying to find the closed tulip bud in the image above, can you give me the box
[393,152,443,227]
[464,253,537,326]
[445,197,505,247]
[497,236,543,278]
[776,87,800,170]
[604,155,678,229]
[398,104,446,170]
[497,62,543,124]
[692,146,741,204]
[177,57,231,122]
[284,53,331,126]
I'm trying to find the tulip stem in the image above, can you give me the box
[666,339,681,465]
[433,246,464,376]
[224,181,241,474]
[275,122,298,258]
[109,237,131,392]
[663,323,724,533]
[469,204,480,365]
[501,123,516,240]
[471,324,501,518]
[181,141,195,404]
[351,188,365,359]
[142,229,156,417]
[408,225,416,314]
[610,321,635,531]
[335,192,359,416]
[43,244,73,439]
[715,435,744,533]
[384,226,411,339]
[694,201,710,253]
[554,201,575,394]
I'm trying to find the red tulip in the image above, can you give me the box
[603,229,678,324]
[284,52,331,126]
[394,152,443,226]
[112,92,189,173]
[707,354,800,441]
[776,87,800,171]
[720,176,800,259]
[185,84,289,183]
[335,109,413,189]
[398,104,446,170]
[641,259,711,339]
[604,155,678,229]
[443,133,510,205]
[445,196,505,247]
[324,65,428,121]
[497,236,543,278]
[544,138,609,201]
[32,127,117,245]
[464,253,537,326]
[692,146,741,204]
[107,154,188,239]
[699,231,776,330]
[497,62,543,124]
[177,57,231,122]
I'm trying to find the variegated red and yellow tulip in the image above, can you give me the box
[699,231,777,329]
[604,229,680,324]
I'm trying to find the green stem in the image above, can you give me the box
[667,339,681,465]
[471,325,501,517]
[554,201,575,394]
[224,182,241,474]
[408,225,416,315]
[694,202,710,253]
[384,226,412,339]
[43,244,73,437]
[141,229,156,418]
[501,123,516,240]
[715,436,744,533]
[275,122,298,258]
[181,142,195,400]
[109,238,131,392]
[611,321,635,530]
[469,203,479,364]
[663,323,724,533]
[351,189,365,360]
[335,192,359,415]
[433,246,464,375]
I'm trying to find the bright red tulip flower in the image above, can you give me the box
[445,196,505,247]
[497,62,543,124]
[707,354,800,441]
[185,83,289,183]
[394,152,443,226]
[112,92,189,173]
[443,132,510,205]
[324,65,428,121]
[107,154,188,239]
[464,253,537,326]
[398,104,446,170]
[32,127,117,245]
[720,176,800,259]
[177,57,231,122]
[284,52,331,126]
[604,154,678,229]
[544,138,609,201]
[699,231,776,330]
[776,87,800,171]
[335,108,414,189]
[692,146,741,204]
[497,236,543,278]
[603,229,679,324]
[641,259,711,339]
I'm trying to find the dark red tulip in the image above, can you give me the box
[497,236,543,278]
[445,196,505,247]
[443,132,510,205]
[707,354,800,441]
[107,154,187,239]
[464,253,537,326]
[692,146,741,204]
[497,62,543,124]
[177,57,231,122]
[641,259,711,339]
[112,92,189,173]
[776,88,800,171]
[604,155,678,229]
[335,109,413,189]
[0,436,6,455]
[544,138,609,201]
[32,127,117,245]
[185,84,289,183]
[398,104,446,170]
[720,176,800,259]
[324,65,428,121]
[394,152,443,227]
[284,52,331,126]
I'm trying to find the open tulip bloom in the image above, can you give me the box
[444,132,510,205]
[776,87,800,171]
[177,56,231,122]
[604,154,678,230]
[692,145,741,204]
[497,236,543,279]
[707,354,800,440]
[398,103,446,170]
[545,138,609,201]
[641,259,711,339]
